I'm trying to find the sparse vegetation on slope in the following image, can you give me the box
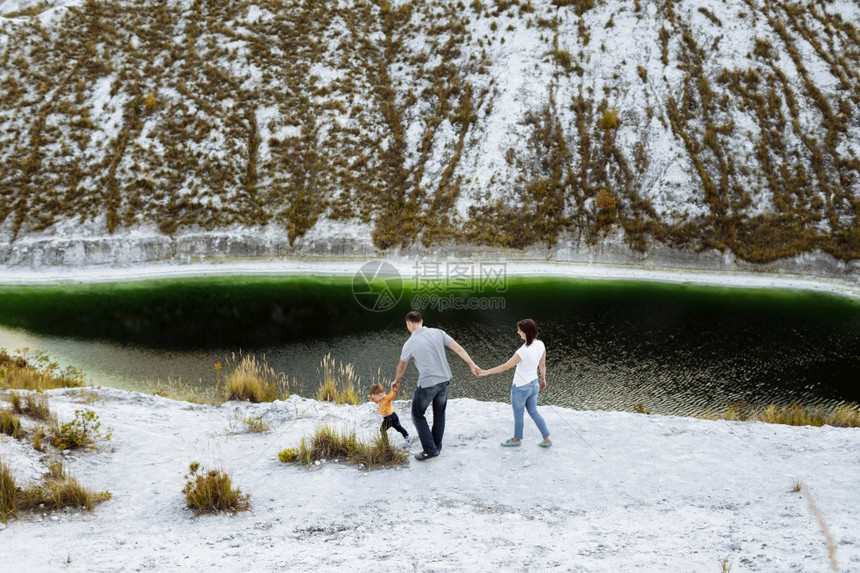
[0,0,857,261]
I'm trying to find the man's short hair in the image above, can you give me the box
[406,310,423,324]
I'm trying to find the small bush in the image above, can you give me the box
[144,93,157,111]
[632,402,650,415]
[0,410,22,439]
[52,409,109,450]
[223,354,289,403]
[278,448,300,463]
[183,462,250,515]
[595,189,618,212]
[598,107,620,130]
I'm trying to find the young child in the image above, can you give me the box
[368,380,411,447]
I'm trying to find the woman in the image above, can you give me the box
[478,318,551,448]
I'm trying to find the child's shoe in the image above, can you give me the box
[404,435,413,448]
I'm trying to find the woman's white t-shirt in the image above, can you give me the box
[513,339,545,386]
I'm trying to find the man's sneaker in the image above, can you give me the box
[404,436,413,448]
[414,451,438,461]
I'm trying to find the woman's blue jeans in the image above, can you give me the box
[511,379,550,440]
[411,381,449,456]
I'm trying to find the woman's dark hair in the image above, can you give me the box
[517,318,538,346]
[406,310,423,324]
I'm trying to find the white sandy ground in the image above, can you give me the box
[1,387,859,572]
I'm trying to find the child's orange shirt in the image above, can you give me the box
[376,390,397,416]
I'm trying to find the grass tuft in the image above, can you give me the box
[230,412,268,434]
[24,393,52,421]
[223,354,289,403]
[0,409,22,439]
[21,459,111,511]
[720,402,859,428]
[3,458,111,520]
[183,463,250,515]
[315,354,359,405]
[148,378,220,405]
[0,349,84,391]
[0,459,17,523]
[280,424,408,469]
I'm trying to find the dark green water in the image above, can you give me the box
[0,276,857,416]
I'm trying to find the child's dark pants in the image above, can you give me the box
[381,412,409,439]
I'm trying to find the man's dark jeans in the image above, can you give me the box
[411,380,449,456]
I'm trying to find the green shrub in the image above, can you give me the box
[52,409,109,450]
[183,462,250,515]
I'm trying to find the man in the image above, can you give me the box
[394,310,479,461]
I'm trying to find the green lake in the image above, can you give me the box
[0,275,857,416]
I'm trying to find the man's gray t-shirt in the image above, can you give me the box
[400,326,453,388]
